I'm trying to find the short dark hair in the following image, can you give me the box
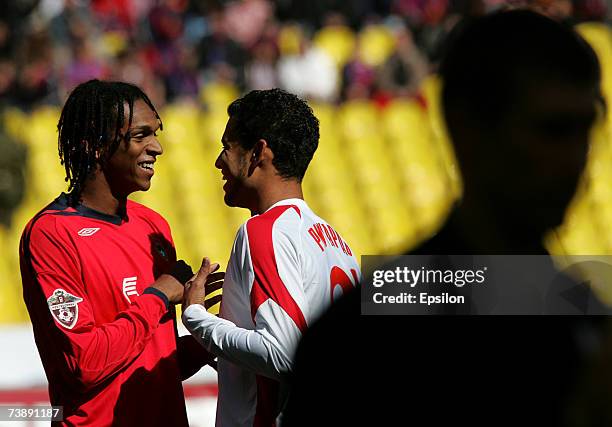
[227,89,319,182]
[57,79,162,204]
[439,10,602,127]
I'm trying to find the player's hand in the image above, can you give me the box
[152,274,185,304]
[183,257,224,309]
[168,259,194,285]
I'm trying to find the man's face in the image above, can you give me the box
[215,117,253,208]
[483,76,598,231]
[104,99,162,196]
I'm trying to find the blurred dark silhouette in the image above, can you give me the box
[283,10,609,427]
[438,10,602,254]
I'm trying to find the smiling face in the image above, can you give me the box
[103,99,163,197]
[215,117,254,209]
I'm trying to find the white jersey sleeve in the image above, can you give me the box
[182,206,307,380]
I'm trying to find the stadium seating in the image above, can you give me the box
[313,24,356,68]
[358,24,397,66]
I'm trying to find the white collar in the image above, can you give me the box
[263,198,307,213]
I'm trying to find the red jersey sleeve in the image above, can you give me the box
[20,215,169,392]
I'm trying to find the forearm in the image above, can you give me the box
[182,304,293,380]
[56,292,168,390]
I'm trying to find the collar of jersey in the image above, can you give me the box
[264,198,307,214]
[53,193,124,225]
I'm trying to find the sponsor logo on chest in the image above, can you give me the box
[122,277,140,303]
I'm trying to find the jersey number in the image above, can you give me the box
[330,266,359,303]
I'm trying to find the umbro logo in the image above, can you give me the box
[78,227,100,237]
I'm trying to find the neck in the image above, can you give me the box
[252,179,303,215]
[78,175,127,217]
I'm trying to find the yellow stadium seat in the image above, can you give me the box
[0,226,22,323]
[26,107,61,148]
[383,99,429,140]
[358,25,396,67]
[100,31,128,57]
[201,111,229,147]
[2,107,28,142]
[337,99,380,140]
[420,75,462,199]
[279,24,304,57]
[313,25,356,68]
[200,82,239,115]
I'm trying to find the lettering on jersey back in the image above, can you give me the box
[307,223,352,256]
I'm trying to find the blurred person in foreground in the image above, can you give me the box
[181,89,361,426]
[283,10,608,426]
[19,80,215,426]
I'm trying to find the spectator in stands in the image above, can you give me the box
[64,38,107,91]
[376,24,429,98]
[197,11,247,90]
[12,29,56,110]
[223,0,274,49]
[110,48,166,108]
[278,26,338,102]
[341,42,377,101]
[246,38,280,90]
[165,45,200,102]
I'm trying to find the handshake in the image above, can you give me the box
[152,258,224,310]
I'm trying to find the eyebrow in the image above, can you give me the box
[128,124,158,134]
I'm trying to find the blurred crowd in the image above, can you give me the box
[0,0,610,112]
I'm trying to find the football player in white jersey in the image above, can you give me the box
[182,89,361,426]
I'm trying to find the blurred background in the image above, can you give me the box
[0,0,610,425]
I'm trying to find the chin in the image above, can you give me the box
[137,179,152,192]
[224,192,250,210]
[224,194,238,208]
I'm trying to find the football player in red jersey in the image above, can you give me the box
[19,80,217,426]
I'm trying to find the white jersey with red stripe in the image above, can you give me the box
[182,198,360,426]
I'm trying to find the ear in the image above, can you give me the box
[247,139,270,176]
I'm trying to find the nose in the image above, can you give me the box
[148,136,163,157]
[215,151,223,169]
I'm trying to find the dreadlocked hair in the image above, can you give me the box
[57,79,162,205]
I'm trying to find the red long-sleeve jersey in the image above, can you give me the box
[19,193,202,427]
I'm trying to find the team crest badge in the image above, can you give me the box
[47,289,83,329]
